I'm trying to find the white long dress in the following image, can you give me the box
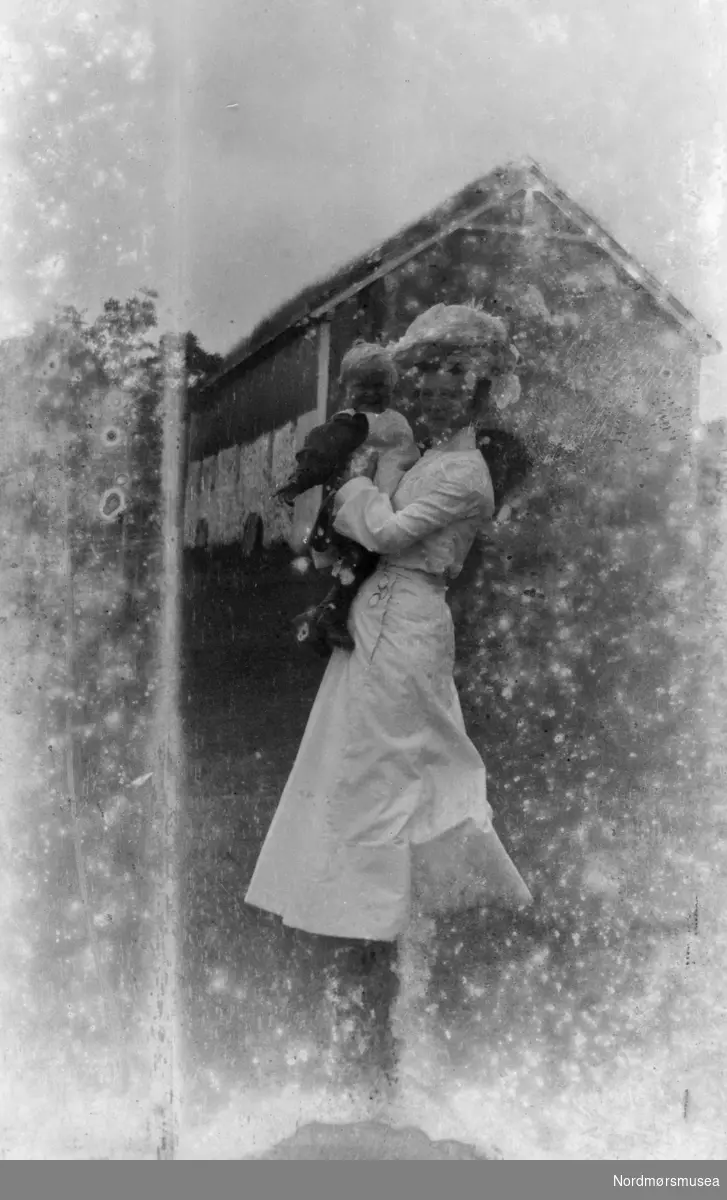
[244,428,533,941]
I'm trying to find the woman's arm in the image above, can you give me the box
[333,458,492,555]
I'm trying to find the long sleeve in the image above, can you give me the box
[333,456,492,556]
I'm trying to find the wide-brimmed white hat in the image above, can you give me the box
[392,303,518,377]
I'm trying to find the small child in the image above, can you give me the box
[276,342,424,656]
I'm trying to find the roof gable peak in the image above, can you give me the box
[214,157,720,386]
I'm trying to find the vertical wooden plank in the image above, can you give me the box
[289,409,324,553]
[145,0,189,1156]
[383,271,399,336]
[180,395,192,548]
[317,319,331,421]
[147,336,186,1159]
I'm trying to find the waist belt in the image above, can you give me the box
[379,560,447,589]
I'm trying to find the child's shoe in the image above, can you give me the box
[323,621,356,653]
[292,607,331,658]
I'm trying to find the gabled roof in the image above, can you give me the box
[212,157,721,387]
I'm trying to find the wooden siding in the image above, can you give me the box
[188,329,319,462]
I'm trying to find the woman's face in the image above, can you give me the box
[416,369,474,440]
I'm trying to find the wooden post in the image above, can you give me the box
[147,335,186,1159]
[179,389,192,556]
[144,0,190,1151]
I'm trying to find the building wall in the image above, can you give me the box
[186,203,703,555]
[188,327,319,462]
[375,218,700,461]
[184,327,324,548]
[184,416,311,548]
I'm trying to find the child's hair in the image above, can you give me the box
[338,340,398,411]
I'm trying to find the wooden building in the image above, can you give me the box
[184,157,720,552]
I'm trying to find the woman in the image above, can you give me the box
[245,304,532,1087]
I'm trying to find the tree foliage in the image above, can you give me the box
[0,293,220,1150]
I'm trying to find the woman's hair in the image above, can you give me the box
[476,428,534,511]
[338,341,398,409]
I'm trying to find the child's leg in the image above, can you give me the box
[319,548,379,650]
[318,583,357,651]
[291,572,367,655]
[291,606,333,657]
[291,544,379,655]
[291,580,355,656]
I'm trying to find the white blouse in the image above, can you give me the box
[333,428,495,579]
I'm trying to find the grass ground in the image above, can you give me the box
[178,546,726,1159]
